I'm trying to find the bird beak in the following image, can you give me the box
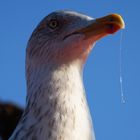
[77,14,125,40]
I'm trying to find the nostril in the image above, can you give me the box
[108,17,114,22]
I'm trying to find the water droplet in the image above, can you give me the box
[119,30,126,104]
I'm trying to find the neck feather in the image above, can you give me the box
[10,61,95,140]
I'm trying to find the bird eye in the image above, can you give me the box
[48,19,59,29]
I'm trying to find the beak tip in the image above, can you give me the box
[105,14,125,34]
[111,13,125,29]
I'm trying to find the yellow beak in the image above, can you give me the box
[77,14,125,40]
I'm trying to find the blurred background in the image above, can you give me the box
[0,0,139,140]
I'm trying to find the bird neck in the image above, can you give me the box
[11,61,94,140]
[26,61,85,105]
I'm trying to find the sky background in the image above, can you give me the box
[0,0,139,140]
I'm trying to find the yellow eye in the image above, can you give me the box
[48,20,59,29]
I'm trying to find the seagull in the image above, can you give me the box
[9,10,124,140]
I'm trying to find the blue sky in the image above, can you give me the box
[0,0,139,140]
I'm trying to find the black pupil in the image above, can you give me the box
[52,21,56,26]
[50,20,58,28]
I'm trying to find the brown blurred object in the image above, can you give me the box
[0,102,23,140]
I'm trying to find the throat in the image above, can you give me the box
[12,63,94,140]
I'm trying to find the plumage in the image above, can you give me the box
[9,10,124,140]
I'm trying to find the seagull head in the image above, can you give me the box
[27,10,124,66]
